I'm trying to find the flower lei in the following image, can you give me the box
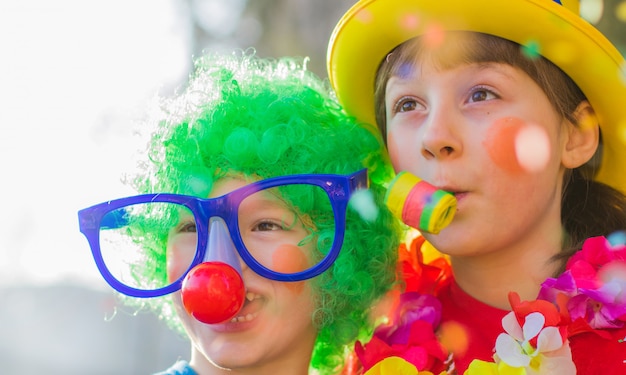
[355,235,626,375]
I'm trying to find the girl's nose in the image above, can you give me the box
[420,108,462,160]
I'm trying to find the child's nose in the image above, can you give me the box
[420,107,462,160]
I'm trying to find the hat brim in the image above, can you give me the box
[327,0,626,193]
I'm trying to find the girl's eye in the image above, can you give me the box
[176,221,197,233]
[252,220,283,232]
[393,96,422,113]
[469,88,497,103]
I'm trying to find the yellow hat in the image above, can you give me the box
[327,0,626,194]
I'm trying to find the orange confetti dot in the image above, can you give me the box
[356,9,373,24]
[422,23,446,49]
[400,13,420,31]
[484,117,525,174]
[272,244,308,294]
[439,321,469,356]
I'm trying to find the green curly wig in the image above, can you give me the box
[127,50,401,374]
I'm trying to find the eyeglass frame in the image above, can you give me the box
[78,169,369,298]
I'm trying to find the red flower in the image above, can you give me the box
[398,237,452,295]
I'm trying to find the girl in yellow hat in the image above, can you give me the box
[328,0,626,374]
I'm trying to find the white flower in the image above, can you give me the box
[494,312,575,375]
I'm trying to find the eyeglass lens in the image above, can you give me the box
[97,183,336,291]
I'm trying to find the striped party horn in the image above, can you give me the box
[385,171,457,234]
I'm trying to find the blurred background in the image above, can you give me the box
[0,0,624,374]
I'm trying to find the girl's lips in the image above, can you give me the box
[453,191,467,201]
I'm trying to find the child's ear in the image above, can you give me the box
[561,101,600,169]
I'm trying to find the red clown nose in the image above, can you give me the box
[181,261,245,324]
[180,217,246,324]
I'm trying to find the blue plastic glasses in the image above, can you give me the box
[78,169,368,298]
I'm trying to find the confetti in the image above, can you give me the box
[356,8,374,24]
[349,188,379,222]
[515,124,551,173]
[521,40,541,60]
[400,13,420,31]
[423,23,446,49]
[580,0,604,24]
[607,230,626,247]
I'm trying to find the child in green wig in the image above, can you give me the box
[78,50,402,375]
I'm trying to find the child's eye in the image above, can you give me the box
[252,220,284,232]
[176,221,197,233]
[393,96,423,113]
[468,87,498,103]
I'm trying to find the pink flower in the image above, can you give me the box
[537,270,577,302]
[565,236,626,274]
[355,292,448,372]
[568,262,626,329]
[376,292,442,343]
[539,236,626,330]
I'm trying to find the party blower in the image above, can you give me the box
[385,171,457,234]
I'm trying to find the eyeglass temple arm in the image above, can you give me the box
[349,169,369,191]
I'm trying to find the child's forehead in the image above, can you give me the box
[208,176,248,198]
[391,32,522,74]
[393,58,516,81]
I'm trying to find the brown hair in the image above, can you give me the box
[374,32,626,272]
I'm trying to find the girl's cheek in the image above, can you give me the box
[166,241,196,283]
[484,117,551,174]
[271,244,309,294]
[386,132,402,172]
